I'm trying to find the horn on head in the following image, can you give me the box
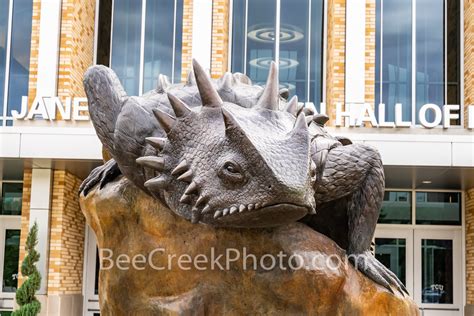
[255,61,279,110]
[192,59,223,107]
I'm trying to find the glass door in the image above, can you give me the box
[414,229,462,315]
[374,227,414,296]
[83,226,100,316]
[0,216,21,314]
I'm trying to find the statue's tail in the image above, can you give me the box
[83,65,127,156]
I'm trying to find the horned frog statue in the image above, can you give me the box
[80,59,408,303]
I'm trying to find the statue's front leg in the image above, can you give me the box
[314,143,408,295]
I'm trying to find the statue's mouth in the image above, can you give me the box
[209,203,310,228]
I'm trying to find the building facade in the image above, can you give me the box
[0,0,473,315]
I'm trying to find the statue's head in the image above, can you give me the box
[138,60,316,227]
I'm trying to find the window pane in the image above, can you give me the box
[6,0,33,118]
[1,183,23,215]
[0,0,9,115]
[246,0,276,84]
[375,238,406,285]
[173,0,183,82]
[378,191,411,224]
[111,0,142,95]
[231,0,246,73]
[416,192,461,225]
[421,239,453,304]
[143,0,175,92]
[446,0,461,123]
[376,0,412,122]
[2,230,20,292]
[309,0,324,109]
[415,0,444,124]
[279,0,309,101]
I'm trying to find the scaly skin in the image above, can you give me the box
[80,59,407,295]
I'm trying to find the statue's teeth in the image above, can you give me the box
[309,207,316,215]
[247,204,254,211]
[223,208,230,216]
[239,204,246,213]
[214,210,222,218]
[255,203,261,209]
[136,156,165,170]
[230,206,238,214]
[191,207,200,223]
[172,160,189,176]
[177,169,193,182]
[195,195,206,208]
[202,205,211,214]
[179,194,192,204]
[184,181,198,195]
[145,137,167,150]
[144,177,168,190]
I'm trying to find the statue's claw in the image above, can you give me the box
[348,251,409,296]
[79,159,121,196]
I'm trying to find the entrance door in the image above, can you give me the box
[0,216,21,314]
[414,229,462,316]
[375,227,462,316]
[83,226,100,316]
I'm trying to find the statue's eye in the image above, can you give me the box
[224,162,239,174]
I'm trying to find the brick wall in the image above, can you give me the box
[26,0,41,106]
[47,170,85,295]
[181,0,194,82]
[210,0,230,78]
[465,0,474,127]
[365,0,376,107]
[17,169,32,287]
[467,188,474,304]
[57,0,96,107]
[325,0,346,124]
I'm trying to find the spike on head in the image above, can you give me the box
[192,59,223,107]
[167,93,191,118]
[146,137,167,150]
[157,74,171,92]
[152,108,176,133]
[285,96,300,116]
[255,61,279,110]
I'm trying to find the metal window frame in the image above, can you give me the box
[1,0,14,127]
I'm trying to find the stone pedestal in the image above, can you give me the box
[80,177,419,315]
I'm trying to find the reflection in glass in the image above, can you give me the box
[173,0,183,83]
[309,0,324,107]
[421,239,453,304]
[2,230,20,292]
[375,238,406,285]
[416,0,443,124]
[375,0,412,122]
[111,0,142,95]
[378,191,411,224]
[0,0,9,117]
[446,0,461,124]
[1,182,23,215]
[416,192,461,225]
[246,0,276,84]
[6,0,33,118]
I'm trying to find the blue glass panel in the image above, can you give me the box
[143,0,175,92]
[2,230,20,292]
[246,0,276,85]
[231,0,245,73]
[0,0,9,116]
[416,0,444,124]
[416,192,461,225]
[111,0,142,95]
[173,0,183,83]
[309,0,324,109]
[378,191,412,224]
[279,0,309,101]
[375,0,381,108]
[377,0,412,122]
[6,0,33,118]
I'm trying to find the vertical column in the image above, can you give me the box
[28,168,53,295]
[181,0,194,81]
[464,1,474,127]
[325,0,346,125]
[192,0,213,71]
[210,0,230,78]
[364,0,376,107]
[466,188,474,310]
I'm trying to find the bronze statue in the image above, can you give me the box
[80,59,407,298]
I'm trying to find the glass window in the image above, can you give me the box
[378,191,412,224]
[375,238,406,285]
[231,0,324,109]
[2,229,20,293]
[375,0,461,125]
[1,183,23,216]
[0,0,33,127]
[421,239,453,304]
[111,0,183,95]
[415,192,461,225]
